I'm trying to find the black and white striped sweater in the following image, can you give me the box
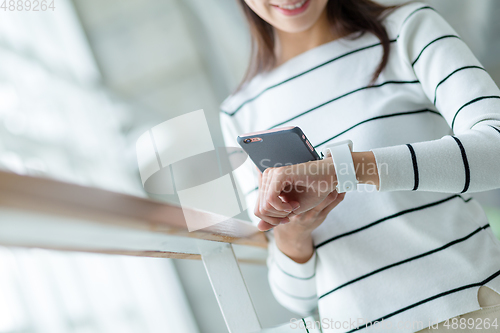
[219,3,500,332]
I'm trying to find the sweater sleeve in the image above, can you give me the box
[371,7,500,193]
[267,232,319,316]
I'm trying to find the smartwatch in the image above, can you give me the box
[322,140,358,193]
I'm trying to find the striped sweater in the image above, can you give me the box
[219,3,500,332]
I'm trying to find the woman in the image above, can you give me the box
[219,0,500,332]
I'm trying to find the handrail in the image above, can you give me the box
[0,170,268,263]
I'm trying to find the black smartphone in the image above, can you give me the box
[237,126,321,173]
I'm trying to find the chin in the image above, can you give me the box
[274,18,319,33]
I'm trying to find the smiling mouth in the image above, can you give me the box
[272,0,308,10]
[270,0,311,16]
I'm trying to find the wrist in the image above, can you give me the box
[274,223,314,263]
[351,151,380,189]
[319,157,338,192]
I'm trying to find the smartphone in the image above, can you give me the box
[237,126,321,173]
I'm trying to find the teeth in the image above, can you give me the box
[279,0,306,10]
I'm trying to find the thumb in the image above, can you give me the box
[258,220,276,231]
[280,196,301,211]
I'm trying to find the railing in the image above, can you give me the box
[0,170,319,333]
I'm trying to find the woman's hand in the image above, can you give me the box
[273,191,346,263]
[254,158,337,231]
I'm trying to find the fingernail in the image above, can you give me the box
[280,219,290,224]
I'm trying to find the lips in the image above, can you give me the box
[271,0,311,16]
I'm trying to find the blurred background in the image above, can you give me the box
[0,0,499,332]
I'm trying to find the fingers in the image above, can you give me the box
[262,169,294,212]
[258,219,286,231]
[256,215,289,231]
[254,167,294,229]
[254,189,290,227]
[310,191,339,212]
[317,192,346,218]
[255,168,295,225]
[292,191,338,219]
[294,191,344,221]
[253,166,344,230]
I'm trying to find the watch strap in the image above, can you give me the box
[322,140,358,193]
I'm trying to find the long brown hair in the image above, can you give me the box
[238,0,399,87]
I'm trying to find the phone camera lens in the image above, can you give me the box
[244,138,251,143]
